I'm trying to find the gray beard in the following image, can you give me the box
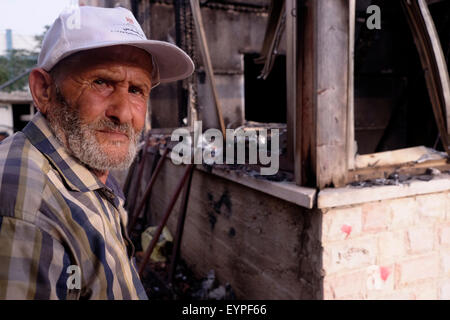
[46,88,140,172]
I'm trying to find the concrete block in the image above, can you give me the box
[377,231,406,264]
[383,290,414,300]
[322,206,362,242]
[439,223,450,247]
[384,282,437,300]
[416,193,446,222]
[323,237,377,275]
[440,249,450,276]
[409,281,438,300]
[439,279,450,300]
[362,201,391,232]
[323,269,368,299]
[389,197,417,229]
[406,226,435,255]
[395,254,439,287]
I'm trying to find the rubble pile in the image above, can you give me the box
[135,253,236,300]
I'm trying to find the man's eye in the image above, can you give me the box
[93,79,106,85]
[129,86,143,95]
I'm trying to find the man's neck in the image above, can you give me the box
[92,169,109,184]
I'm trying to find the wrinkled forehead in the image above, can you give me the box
[50,45,156,83]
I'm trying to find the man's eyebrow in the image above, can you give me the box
[88,69,152,92]
[132,81,151,93]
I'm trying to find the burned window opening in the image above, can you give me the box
[12,104,31,132]
[244,53,287,124]
[428,1,450,70]
[354,0,447,156]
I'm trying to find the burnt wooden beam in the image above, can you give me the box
[190,0,227,138]
[315,0,350,188]
[348,158,450,183]
[298,0,316,187]
[303,0,350,188]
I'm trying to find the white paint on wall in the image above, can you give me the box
[0,104,14,135]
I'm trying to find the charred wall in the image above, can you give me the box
[136,0,270,129]
[147,160,323,299]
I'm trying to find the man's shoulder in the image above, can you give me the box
[0,131,51,221]
[0,131,51,178]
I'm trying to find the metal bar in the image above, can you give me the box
[174,0,188,126]
[138,163,194,277]
[123,153,140,207]
[189,0,226,138]
[0,68,32,91]
[127,136,152,220]
[127,147,169,234]
[167,164,195,285]
[285,0,296,177]
[347,0,356,170]
[123,138,153,203]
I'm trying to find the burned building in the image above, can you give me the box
[79,0,450,299]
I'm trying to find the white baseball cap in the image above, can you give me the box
[38,5,195,87]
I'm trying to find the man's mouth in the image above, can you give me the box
[97,130,129,140]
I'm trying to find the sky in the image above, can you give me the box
[0,0,74,36]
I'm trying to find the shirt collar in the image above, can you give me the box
[23,112,107,193]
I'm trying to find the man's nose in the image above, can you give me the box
[105,87,133,124]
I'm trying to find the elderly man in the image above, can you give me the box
[0,6,193,299]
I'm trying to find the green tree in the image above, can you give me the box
[0,25,49,92]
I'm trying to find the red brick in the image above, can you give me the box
[416,194,446,221]
[383,290,414,300]
[395,254,439,286]
[323,206,362,242]
[362,202,391,232]
[439,224,450,247]
[378,231,406,264]
[385,282,437,300]
[337,293,366,300]
[323,269,367,299]
[389,197,417,229]
[406,226,434,254]
[447,192,450,220]
[440,250,450,276]
[439,279,450,299]
[412,282,438,300]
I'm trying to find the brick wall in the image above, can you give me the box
[321,192,450,299]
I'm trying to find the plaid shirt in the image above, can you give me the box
[0,112,147,300]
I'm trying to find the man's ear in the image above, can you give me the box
[29,68,54,115]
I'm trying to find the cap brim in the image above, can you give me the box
[130,40,195,83]
[43,39,195,84]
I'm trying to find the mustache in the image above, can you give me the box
[88,118,134,138]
